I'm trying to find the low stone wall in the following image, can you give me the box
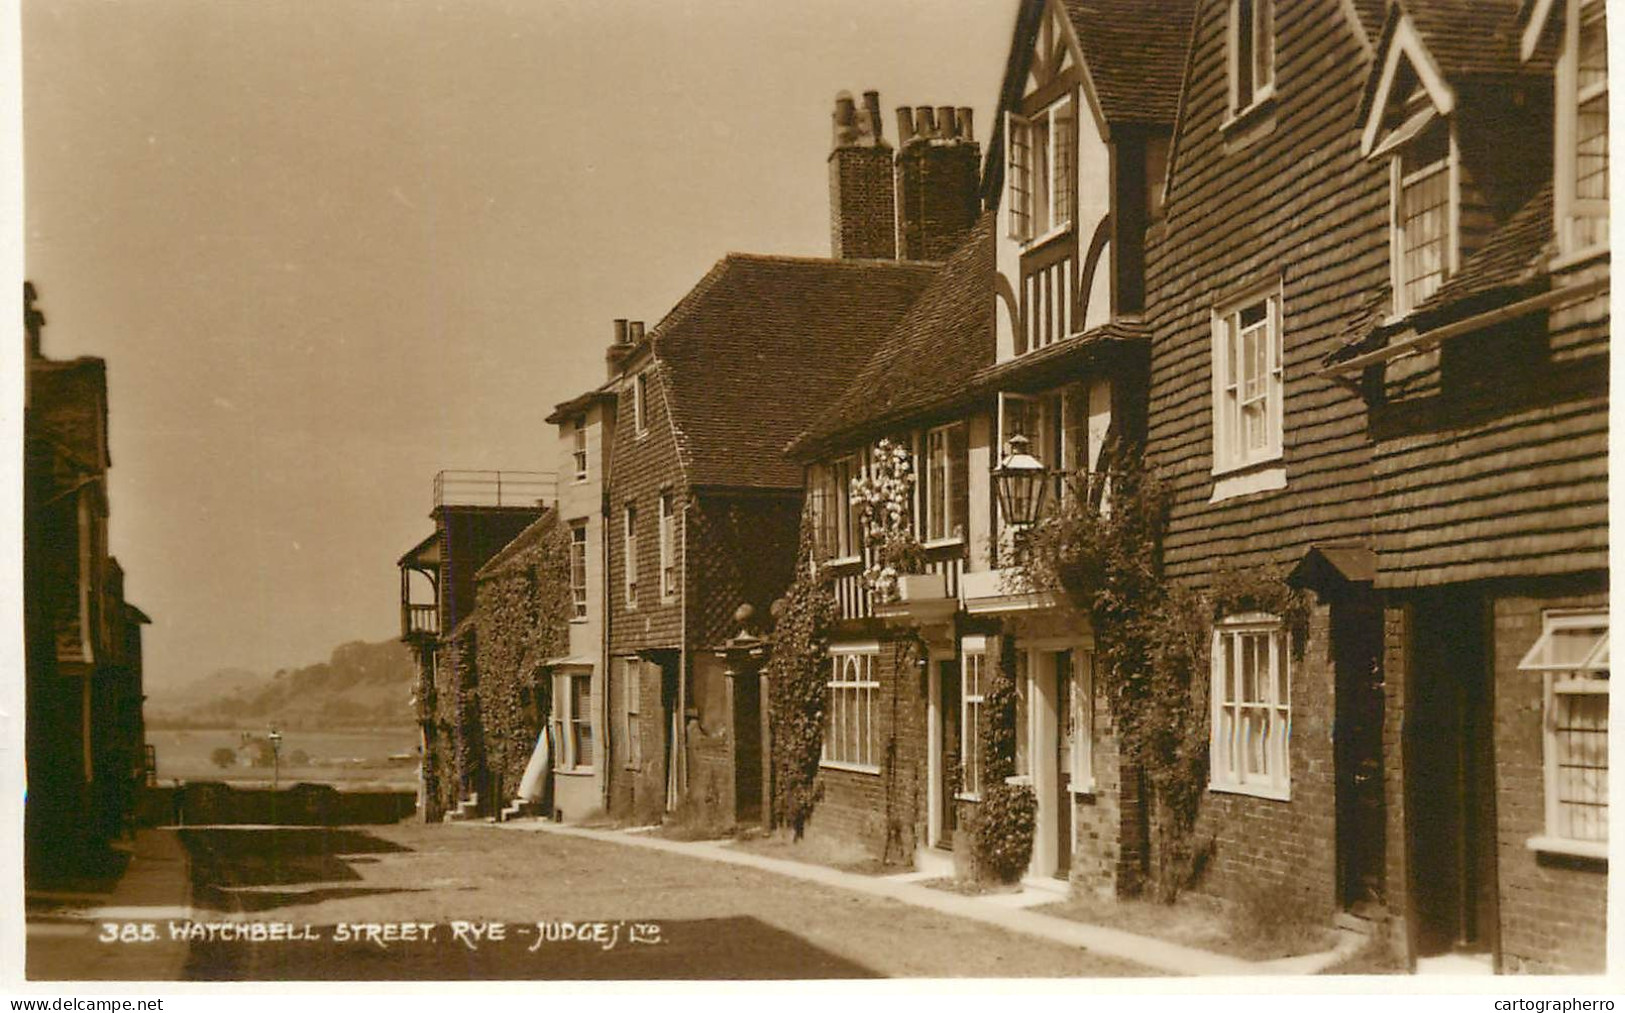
[137,782,417,827]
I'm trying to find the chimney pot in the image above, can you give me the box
[937,106,956,140]
[628,320,645,343]
[613,318,629,346]
[957,107,975,141]
[833,91,857,147]
[862,90,884,143]
[915,106,936,138]
[895,107,915,145]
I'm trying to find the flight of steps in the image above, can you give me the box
[498,799,544,822]
[442,791,481,823]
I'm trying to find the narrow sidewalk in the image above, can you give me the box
[25,828,195,981]
[495,820,1361,977]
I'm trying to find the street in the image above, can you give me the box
[172,821,1148,980]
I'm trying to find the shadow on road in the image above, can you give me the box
[187,915,880,980]
[181,826,415,913]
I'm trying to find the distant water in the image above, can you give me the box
[151,726,420,789]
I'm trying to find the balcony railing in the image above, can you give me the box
[403,603,439,639]
[434,470,556,509]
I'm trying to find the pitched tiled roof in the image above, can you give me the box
[790,214,996,457]
[651,254,938,489]
[1062,0,1198,124]
[966,318,1148,396]
[1396,0,1551,79]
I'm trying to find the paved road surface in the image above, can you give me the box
[175,822,1147,980]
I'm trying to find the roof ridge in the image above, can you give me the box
[720,251,943,270]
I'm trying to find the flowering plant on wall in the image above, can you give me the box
[849,437,925,603]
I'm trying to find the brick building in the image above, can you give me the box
[24,281,153,879]
[787,0,1189,889]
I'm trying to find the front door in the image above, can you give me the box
[938,659,961,847]
[732,671,762,826]
[1333,593,1385,916]
[1406,591,1498,959]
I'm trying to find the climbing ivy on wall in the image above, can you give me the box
[970,635,1036,883]
[765,515,838,839]
[1012,462,1309,900]
[473,515,574,804]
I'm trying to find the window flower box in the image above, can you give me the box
[896,571,948,602]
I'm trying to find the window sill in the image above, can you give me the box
[1018,224,1073,254]
[1526,835,1608,862]
[570,617,588,625]
[1219,91,1277,151]
[661,596,678,606]
[1005,774,1032,787]
[634,429,651,441]
[922,536,966,551]
[819,760,881,776]
[572,477,589,485]
[556,767,594,777]
[827,555,862,568]
[1209,465,1287,503]
[955,792,983,803]
[1070,780,1096,797]
[1209,780,1291,802]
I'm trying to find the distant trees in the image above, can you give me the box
[210,747,236,769]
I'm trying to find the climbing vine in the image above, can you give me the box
[850,437,925,603]
[1011,460,1309,900]
[765,514,839,838]
[472,514,575,804]
[970,636,1036,882]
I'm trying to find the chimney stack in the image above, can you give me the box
[606,318,633,378]
[828,89,897,260]
[895,100,982,261]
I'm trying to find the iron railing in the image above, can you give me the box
[433,470,556,509]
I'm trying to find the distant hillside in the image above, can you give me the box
[147,639,416,730]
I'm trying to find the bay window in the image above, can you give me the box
[552,672,593,771]
[1210,615,1291,800]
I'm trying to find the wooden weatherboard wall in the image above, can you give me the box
[1145,0,1387,582]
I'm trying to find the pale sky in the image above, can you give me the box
[22,0,1010,689]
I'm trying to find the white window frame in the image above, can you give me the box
[553,671,593,772]
[1556,0,1609,260]
[1520,609,1609,858]
[622,502,638,610]
[922,422,967,545]
[633,371,650,436]
[572,415,589,482]
[1228,0,1276,117]
[960,639,988,800]
[569,519,588,620]
[622,657,643,770]
[1389,115,1459,315]
[822,644,881,773]
[1006,95,1076,246]
[1210,285,1285,479]
[1209,613,1291,801]
[831,454,862,564]
[658,491,677,602]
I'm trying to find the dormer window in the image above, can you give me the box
[1007,96,1075,244]
[1390,113,1456,314]
[1230,0,1275,115]
[1558,0,1609,256]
